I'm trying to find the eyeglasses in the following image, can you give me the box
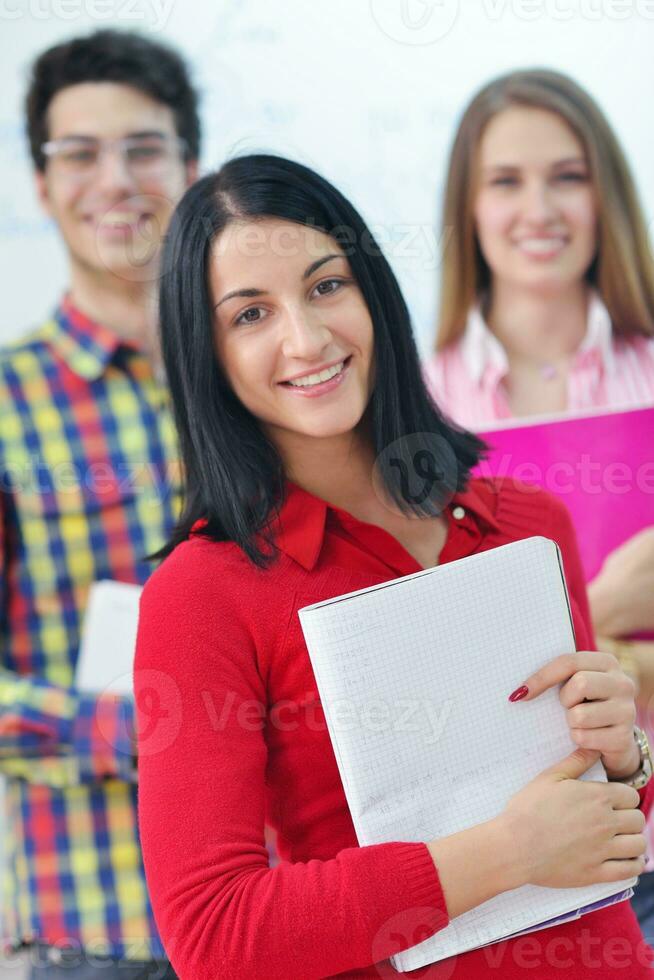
[40,134,187,180]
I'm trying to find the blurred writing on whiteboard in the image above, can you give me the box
[76,580,143,696]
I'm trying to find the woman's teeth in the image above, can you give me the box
[286,361,345,387]
[517,237,566,254]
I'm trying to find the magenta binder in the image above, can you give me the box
[476,404,654,584]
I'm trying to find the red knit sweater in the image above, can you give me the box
[135,479,653,979]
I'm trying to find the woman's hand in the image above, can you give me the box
[511,651,640,779]
[588,527,654,637]
[500,747,646,889]
[429,747,646,917]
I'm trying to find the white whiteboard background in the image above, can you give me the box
[2,0,654,360]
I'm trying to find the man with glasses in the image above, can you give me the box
[0,30,199,977]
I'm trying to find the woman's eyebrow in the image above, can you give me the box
[481,163,520,175]
[550,156,587,168]
[303,254,342,279]
[214,287,264,310]
[481,156,588,176]
[214,254,344,310]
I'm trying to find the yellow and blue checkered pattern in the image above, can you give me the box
[0,298,180,958]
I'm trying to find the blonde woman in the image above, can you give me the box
[424,67,654,930]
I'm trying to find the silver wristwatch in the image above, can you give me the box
[616,726,653,790]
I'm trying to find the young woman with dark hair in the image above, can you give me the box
[135,154,652,979]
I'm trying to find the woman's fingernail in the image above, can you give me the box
[508,685,529,703]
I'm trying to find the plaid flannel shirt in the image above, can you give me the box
[0,297,180,959]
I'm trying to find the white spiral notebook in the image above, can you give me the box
[298,536,634,972]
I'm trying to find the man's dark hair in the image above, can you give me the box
[156,153,485,567]
[25,28,201,170]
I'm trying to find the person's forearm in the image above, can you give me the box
[0,671,136,785]
[589,578,654,637]
[426,816,523,919]
[588,577,625,636]
[632,641,654,707]
[604,741,642,780]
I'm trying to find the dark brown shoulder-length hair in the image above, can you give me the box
[436,68,654,351]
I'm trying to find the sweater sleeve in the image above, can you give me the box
[0,484,136,787]
[0,670,136,786]
[134,541,448,980]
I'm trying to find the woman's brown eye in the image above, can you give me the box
[316,279,343,295]
[236,307,263,326]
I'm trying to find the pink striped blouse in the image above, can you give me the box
[423,292,654,428]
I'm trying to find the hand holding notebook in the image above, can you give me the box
[298,536,640,971]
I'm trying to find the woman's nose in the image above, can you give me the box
[520,180,558,225]
[280,305,332,360]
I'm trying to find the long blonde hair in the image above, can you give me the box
[436,68,654,351]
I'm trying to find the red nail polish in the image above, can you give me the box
[508,685,529,703]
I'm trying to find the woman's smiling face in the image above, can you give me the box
[473,106,597,294]
[210,218,375,450]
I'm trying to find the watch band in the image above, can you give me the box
[615,726,653,790]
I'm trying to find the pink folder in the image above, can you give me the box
[475,405,654,584]
[475,404,654,878]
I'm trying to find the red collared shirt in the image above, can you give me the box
[135,478,653,980]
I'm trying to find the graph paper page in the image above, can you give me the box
[298,536,635,972]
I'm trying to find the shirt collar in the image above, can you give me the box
[47,295,141,381]
[272,478,500,571]
[460,304,508,385]
[269,482,329,571]
[578,290,615,372]
[460,290,615,384]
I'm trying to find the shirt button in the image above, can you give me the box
[452,506,466,520]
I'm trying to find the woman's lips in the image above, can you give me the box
[514,236,568,260]
[280,356,352,398]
